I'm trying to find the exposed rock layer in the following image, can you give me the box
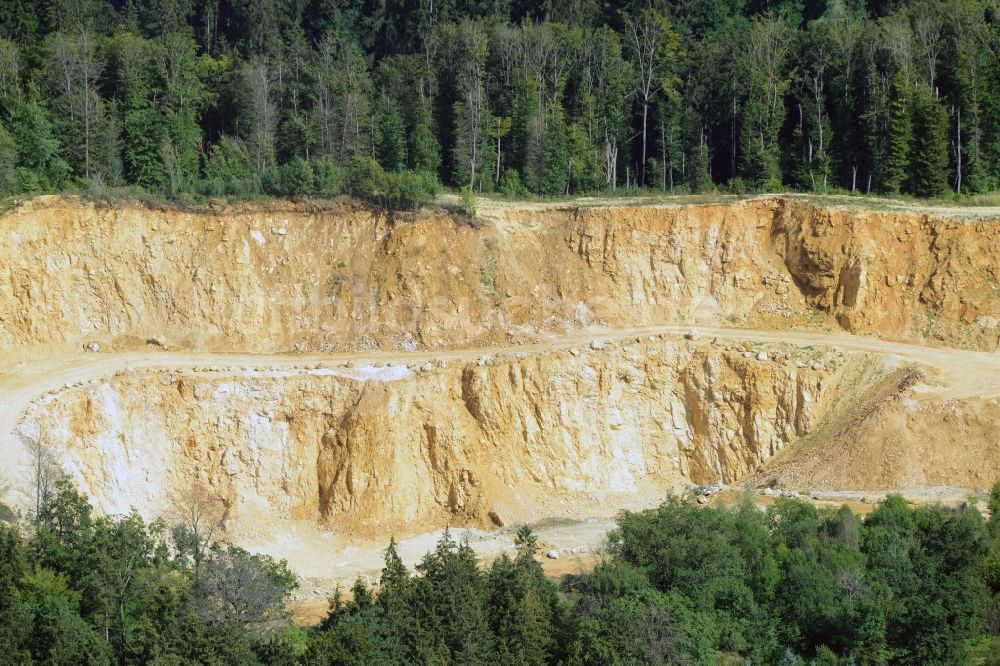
[6,196,1000,539]
[2,196,998,365]
[17,339,850,534]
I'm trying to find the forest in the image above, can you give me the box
[2,473,1000,665]
[0,0,998,207]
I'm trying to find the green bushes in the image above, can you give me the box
[0,475,297,665]
[305,492,998,665]
[500,169,529,197]
[458,186,477,218]
[605,494,994,665]
[202,136,259,197]
[345,156,385,202]
[2,479,998,664]
[344,156,437,211]
[311,155,344,197]
[271,157,316,198]
[178,148,439,209]
[383,169,438,210]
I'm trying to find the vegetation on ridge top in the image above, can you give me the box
[1,0,1000,210]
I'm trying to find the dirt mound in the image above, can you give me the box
[757,366,1000,490]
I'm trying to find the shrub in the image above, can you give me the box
[415,170,440,199]
[459,186,476,218]
[345,157,439,211]
[726,177,748,195]
[383,170,436,210]
[500,169,528,197]
[345,156,386,202]
[312,155,344,197]
[202,136,259,197]
[761,176,784,193]
[279,157,315,197]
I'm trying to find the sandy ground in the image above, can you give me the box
[285,483,985,625]
[460,191,1000,222]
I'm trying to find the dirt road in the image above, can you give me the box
[4,322,997,484]
[4,322,996,434]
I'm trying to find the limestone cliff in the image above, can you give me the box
[2,196,998,368]
[16,338,852,536]
[6,195,1000,548]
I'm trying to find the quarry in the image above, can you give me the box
[3,194,1000,598]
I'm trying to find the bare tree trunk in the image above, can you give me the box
[668,124,674,194]
[83,88,90,178]
[956,107,962,194]
[496,117,501,187]
[641,102,648,188]
[21,434,58,532]
[660,117,666,191]
[731,83,737,179]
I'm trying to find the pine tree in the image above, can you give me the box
[0,526,31,663]
[539,106,569,195]
[377,96,407,172]
[409,106,440,175]
[379,537,409,597]
[8,88,69,190]
[688,133,711,193]
[908,85,949,197]
[0,121,14,194]
[883,78,912,194]
[860,59,890,195]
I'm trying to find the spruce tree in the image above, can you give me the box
[539,106,569,195]
[883,78,912,194]
[0,526,31,663]
[379,537,409,598]
[0,122,14,195]
[908,85,949,197]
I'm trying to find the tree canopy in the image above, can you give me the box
[2,477,999,664]
[0,0,997,206]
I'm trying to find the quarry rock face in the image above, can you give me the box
[16,339,847,536]
[4,195,1000,545]
[1,197,998,366]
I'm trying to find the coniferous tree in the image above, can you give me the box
[0,526,31,663]
[688,136,711,193]
[908,84,949,197]
[539,106,569,195]
[0,122,14,195]
[740,14,791,190]
[0,0,995,203]
[883,76,913,193]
